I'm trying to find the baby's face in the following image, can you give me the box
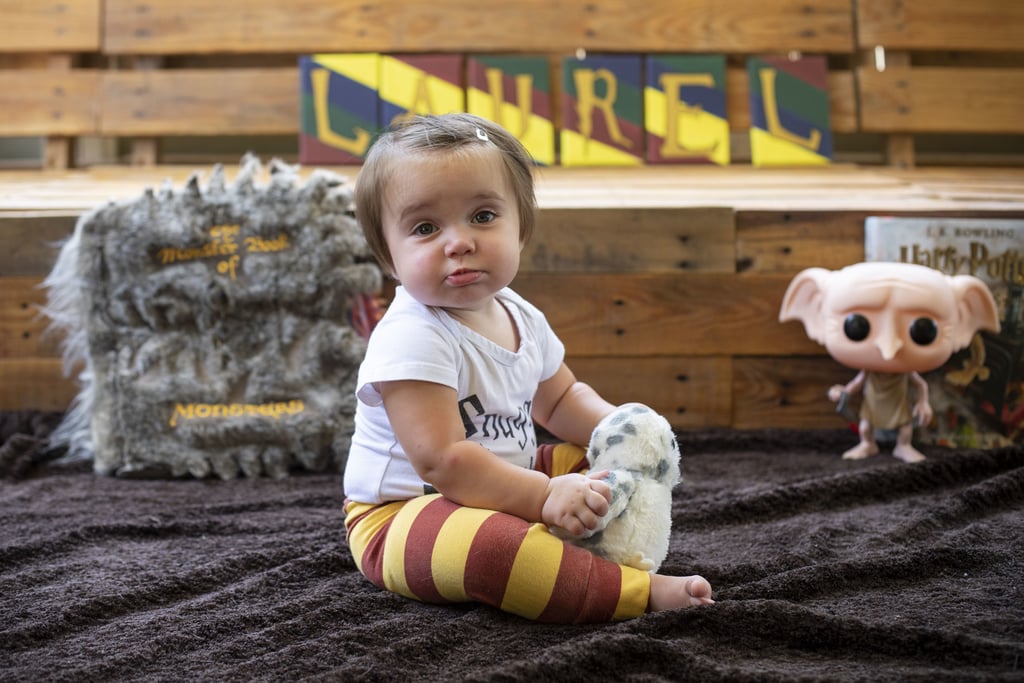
[822,267,959,373]
[380,145,523,314]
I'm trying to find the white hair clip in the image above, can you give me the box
[475,127,489,142]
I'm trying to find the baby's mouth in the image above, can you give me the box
[446,269,482,287]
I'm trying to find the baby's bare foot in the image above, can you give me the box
[648,574,714,612]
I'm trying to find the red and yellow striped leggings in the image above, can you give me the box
[344,443,651,623]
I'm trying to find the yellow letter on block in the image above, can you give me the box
[574,68,632,150]
[311,68,373,156]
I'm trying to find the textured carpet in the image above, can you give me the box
[2,412,1022,682]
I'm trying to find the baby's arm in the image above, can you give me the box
[380,379,610,535]
[532,363,616,446]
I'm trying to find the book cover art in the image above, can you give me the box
[865,217,1024,447]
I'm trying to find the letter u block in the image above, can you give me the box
[560,54,644,166]
[644,55,730,166]
[747,54,833,167]
[379,54,465,128]
[299,53,380,164]
[467,55,555,166]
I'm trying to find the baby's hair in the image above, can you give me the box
[354,113,537,273]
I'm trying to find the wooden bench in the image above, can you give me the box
[4,165,1023,428]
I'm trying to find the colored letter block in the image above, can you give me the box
[747,55,833,167]
[561,55,644,166]
[379,55,465,128]
[467,55,555,166]
[299,54,380,165]
[644,55,729,166]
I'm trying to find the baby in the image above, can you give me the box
[342,113,712,622]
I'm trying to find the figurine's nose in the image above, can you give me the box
[874,312,903,360]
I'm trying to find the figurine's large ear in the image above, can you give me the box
[779,267,832,345]
[949,275,1001,348]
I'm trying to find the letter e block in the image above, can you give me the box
[645,55,730,165]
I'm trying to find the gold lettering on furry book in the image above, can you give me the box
[156,224,290,280]
[169,400,306,427]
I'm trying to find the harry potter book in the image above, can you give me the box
[865,217,1024,447]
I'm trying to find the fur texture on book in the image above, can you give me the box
[43,156,381,479]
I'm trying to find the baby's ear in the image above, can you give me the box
[779,267,832,345]
[950,275,1001,349]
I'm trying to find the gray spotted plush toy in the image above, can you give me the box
[558,403,681,572]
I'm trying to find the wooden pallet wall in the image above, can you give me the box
[3,167,1022,427]
[4,0,1023,167]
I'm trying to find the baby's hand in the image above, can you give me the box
[542,472,611,537]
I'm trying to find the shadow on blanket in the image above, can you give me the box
[1,411,1022,682]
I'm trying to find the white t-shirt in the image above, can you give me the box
[343,286,565,503]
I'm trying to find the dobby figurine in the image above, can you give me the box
[779,262,1000,462]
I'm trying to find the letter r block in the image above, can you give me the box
[560,54,644,166]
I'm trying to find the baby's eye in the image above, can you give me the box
[412,222,438,236]
[473,210,497,224]
[909,317,938,345]
[844,313,870,342]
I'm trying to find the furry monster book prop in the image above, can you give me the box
[44,157,381,478]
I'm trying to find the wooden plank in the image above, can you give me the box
[727,68,857,133]
[0,358,77,411]
[732,355,853,430]
[735,209,1024,274]
[569,355,732,428]
[859,66,1024,134]
[103,0,854,54]
[525,208,735,274]
[0,213,75,277]
[0,1,101,52]
[0,277,61,358]
[2,166,1023,214]
[735,210,866,273]
[511,272,821,357]
[100,69,298,136]
[0,70,100,136]
[857,0,1024,52]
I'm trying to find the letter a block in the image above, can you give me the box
[560,54,644,166]
[379,54,465,128]
[299,54,380,164]
[467,55,555,166]
[747,54,833,167]
[645,55,729,165]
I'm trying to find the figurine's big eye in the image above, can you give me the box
[843,314,870,341]
[909,317,938,345]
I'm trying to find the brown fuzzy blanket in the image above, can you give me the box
[2,411,1022,682]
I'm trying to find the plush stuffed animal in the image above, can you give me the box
[558,403,681,572]
[43,155,381,479]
